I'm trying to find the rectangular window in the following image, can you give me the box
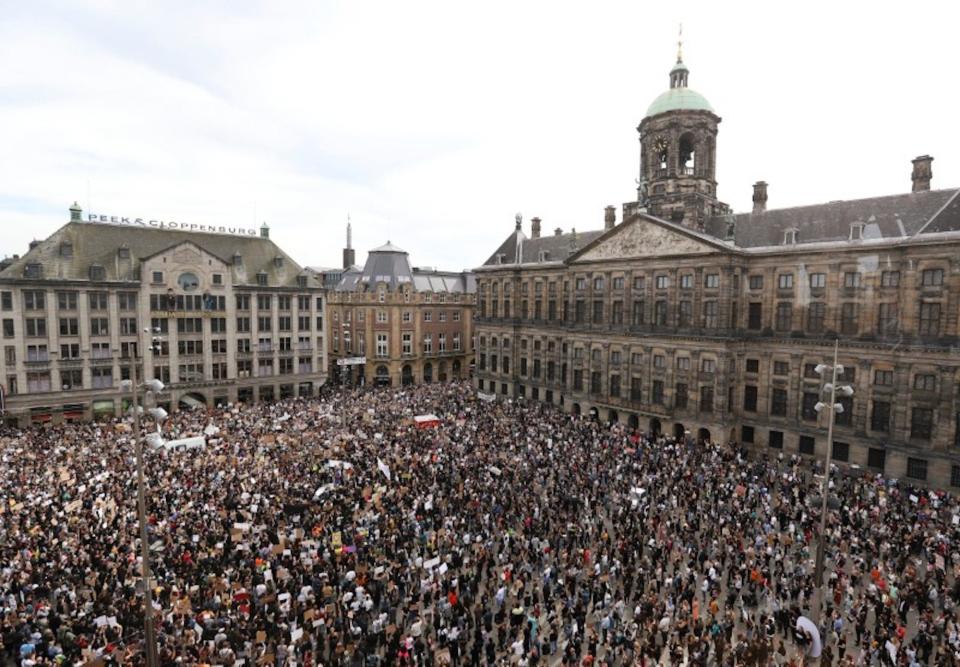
[913,373,936,391]
[799,435,815,455]
[832,441,850,462]
[877,303,900,336]
[59,317,79,336]
[773,361,789,375]
[257,316,272,332]
[871,401,891,432]
[376,333,388,358]
[867,447,886,471]
[23,290,46,310]
[741,425,755,443]
[680,274,693,289]
[401,332,413,355]
[609,374,620,398]
[748,275,763,290]
[633,276,645,290]
[748,302,762,330]
[835,396,853,426]
[881,270,900,287]
[573,370,583,391]
[57,291,78,310]
[918,302,941,336]
[921,268,944,287]
[653,354,665,369]
[575,277,586,290]
[575,300,585,323]
[843,271,861,288]
[0,292,11,311]
[675,382,688,408]
[703,300,718,328]
[807,302,826,333]
[423,335,432,354]
[704,273,719,289]
[769,430,784,449]
[631,377,642,400]
[88,291,108,310]
[775,302,793,331]
[771,388,788,416]
[745,358,759,373]
[236,294,250,310]
[778,273,793,289]
[906,457,928,481]
[592,300,603,323]
[631,300,645,325]
[840,302,858,335]
[654,300,667,326]
[119,317,138,335]
[802,392,819,420]
[911,407,933,440]
[89,317,109,336]
[951,465,960,489]
[809,273,826,289]
[612,277,624,290]
[423,311,431,322]
[677,300,692,327]
[699,386,714,413]
[744,385,758,412]
[676,357,690,371]
[655,275,669,289]
[652,380,664,404]
[611,300,623,324]
[593,276,604,290]
[700,358,715,373]
[874,369,893,386]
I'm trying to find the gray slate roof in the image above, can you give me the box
[0,221,312,287]
[705,188,960,248]
[482,229,605,267]
[334,243,475,293]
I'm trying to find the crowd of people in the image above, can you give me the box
[1,380,959,666]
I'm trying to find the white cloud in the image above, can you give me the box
[0,0,957,272]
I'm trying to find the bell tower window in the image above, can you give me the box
[654,136,669,177]
[679,133,696,176]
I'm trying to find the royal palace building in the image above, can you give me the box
[0,206,327,424]
[326,232,475,387]
[474,52,960,488]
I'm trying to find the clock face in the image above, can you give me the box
[654,136,669,154]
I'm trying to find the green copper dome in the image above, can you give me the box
[646,87,713,117]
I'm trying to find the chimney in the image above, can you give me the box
[554,227,562,236]
[604,205,616,231]
[260,222,270,239]
[752,181,768,214]
[530,217,541,239]
[911,155,933,192]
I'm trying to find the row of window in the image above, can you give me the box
[480,267,947,298]
[0,291,323,314]
[332,332,464,356]
[332,309,463,324]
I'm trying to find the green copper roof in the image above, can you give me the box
[645,87,713,117]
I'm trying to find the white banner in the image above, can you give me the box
[377,457,392,481]
[337,356,367,366]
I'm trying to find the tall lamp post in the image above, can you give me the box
[811,339,854,624]
[119,328,166,667]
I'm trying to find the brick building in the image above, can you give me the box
[326,234,475,386]
[0,206,327,424]
[473,51,960,488]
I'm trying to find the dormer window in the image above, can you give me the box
[538,250,550,262]
[783,228,798,245]
[495,253,506,265]
[118,246,130,259]
[60,242,73,258]
[849,222,864,240]
[89,264,105,281]
[233,252,243,265]
[273,256,283,268]
[24,263,43,279]
[296,275,307,288]
[256,272,268,286]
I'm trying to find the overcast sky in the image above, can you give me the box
[1,1,957,272]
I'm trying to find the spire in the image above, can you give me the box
[669,24,689,89]
[677,23,683,63]
[346,214,352,249]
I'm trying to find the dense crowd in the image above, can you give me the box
[1,381,959,666]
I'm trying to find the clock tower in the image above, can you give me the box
[635,44,729,232]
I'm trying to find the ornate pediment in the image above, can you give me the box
[574,217,724,262]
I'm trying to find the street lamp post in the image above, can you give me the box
[120,328,166,667]
[811,339,854,624]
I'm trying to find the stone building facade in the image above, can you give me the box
[326,239,475,387]
[0,206,327,424]
[473,53,960,488]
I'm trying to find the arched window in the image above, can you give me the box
[679,133,696,175]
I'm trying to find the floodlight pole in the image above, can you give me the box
[813,338,839,625]
[130,339,159,667]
